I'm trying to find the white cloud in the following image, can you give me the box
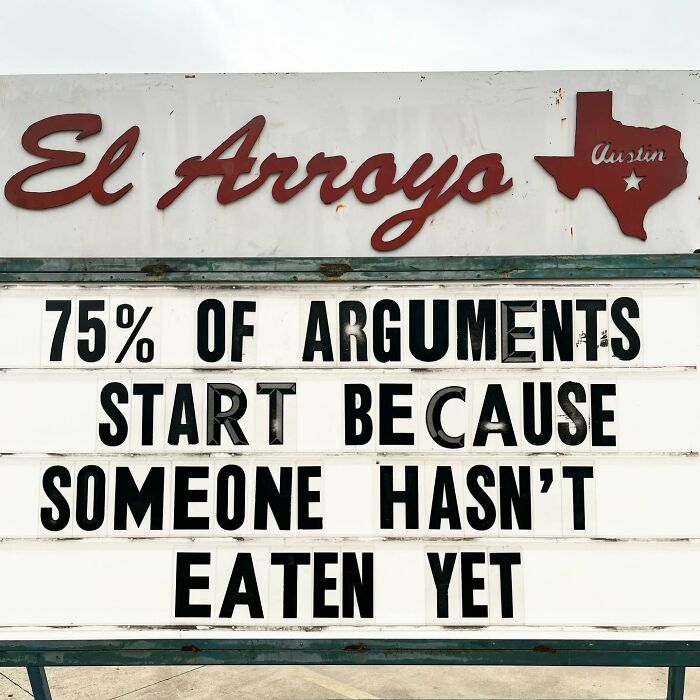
[0,0,698,73]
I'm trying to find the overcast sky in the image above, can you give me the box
[0,0,698,73]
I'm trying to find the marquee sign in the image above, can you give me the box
[0,73,698,651]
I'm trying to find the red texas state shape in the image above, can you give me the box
[535,91,687,240]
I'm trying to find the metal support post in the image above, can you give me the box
[667,666,686,700]
[27,666,53,700]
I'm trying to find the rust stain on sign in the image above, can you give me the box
[533,644,557,654]
[141,262,172,278]
[319,262,352,278]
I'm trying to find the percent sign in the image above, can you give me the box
[115,304,155,363]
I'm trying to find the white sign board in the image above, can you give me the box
[0,72,698,258]
[0,280,697,639]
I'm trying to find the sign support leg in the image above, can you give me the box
[667,666,686,700]
[27,666,52,700]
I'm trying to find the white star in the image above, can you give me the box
[623,169,645,192]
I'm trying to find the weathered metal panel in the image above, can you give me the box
[1,73,699,259]
[0,255,698,282]
[4,638,700,667]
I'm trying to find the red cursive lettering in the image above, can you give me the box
[4,114,139,210]
[157,115,513,251]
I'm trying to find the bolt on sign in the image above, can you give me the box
[0,72,698,642]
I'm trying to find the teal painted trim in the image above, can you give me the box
[668,667,687,700]
[1,639,700,667]
[27,666,52,700]
[0,255,697,282]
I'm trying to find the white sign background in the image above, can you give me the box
[0,72,699,258]
[0,280,694,639]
